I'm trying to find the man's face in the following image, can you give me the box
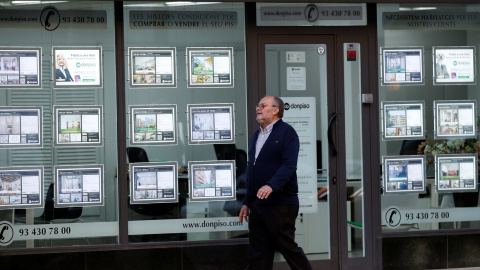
[256,96,278,127]
[57,55,66,67]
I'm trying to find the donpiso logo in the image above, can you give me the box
[284,103,310,111]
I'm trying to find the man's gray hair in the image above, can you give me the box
[272,96,284,118]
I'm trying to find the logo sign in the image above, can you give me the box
[317,46,326,55]
[0,9,106,30]
[257,3,366,26]
[40,6,61,31]
[0,221,14,246]
[283,102,310,110]
[385,207,402,229]
[304,4,319,22]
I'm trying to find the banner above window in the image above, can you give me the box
[256,3,367,26]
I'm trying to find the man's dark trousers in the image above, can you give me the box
[247,203,312,270]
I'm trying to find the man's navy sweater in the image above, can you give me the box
[244,119,300,206]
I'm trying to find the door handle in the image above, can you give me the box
[327,112,337,156]
[332,176,337,185]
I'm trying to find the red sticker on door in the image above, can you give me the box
[347,44,356,61]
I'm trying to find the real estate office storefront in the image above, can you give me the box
[1,1,480,269]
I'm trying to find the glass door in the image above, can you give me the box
[257,34,373,269]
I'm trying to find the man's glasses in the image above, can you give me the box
[256,104,277,109]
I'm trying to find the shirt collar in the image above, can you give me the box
[259,119,279,134]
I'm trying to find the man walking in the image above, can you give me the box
[239,96,312,270]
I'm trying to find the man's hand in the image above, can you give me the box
[257,185,273,200]
[239,205,249,223]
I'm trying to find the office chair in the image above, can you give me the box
[214,144,247,216]
[399,139,424,155]
[127,147,149,163]
[15,183,83,224]
[126,147,178,217]
[40,183,83,223]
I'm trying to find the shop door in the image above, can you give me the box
[255,34,374,269]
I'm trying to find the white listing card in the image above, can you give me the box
[0,167,43,209]
[129,162,178,204]
[0,107,42,148]
[53,46,102,88]
[286,67,306,91]
[189,161,235,202]
[383,156,425,194]
[436,155,477,192]
[188,104,234,144]
[130,105,177,145]
[434,47,475,85]
[129,48,176,87]
[55,165,104,207]
[382,48,423,85]
[435,101,476,139]
[286,51,306,63]
[55,106,103,147]
[383,102,425,140]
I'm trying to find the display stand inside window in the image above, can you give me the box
[124,3,248,243]
[378,3,480,232]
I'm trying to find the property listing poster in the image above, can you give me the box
[53,47,102,88]
[382,48,423,84]
[130,162,178,204]
[434,47,475,84]
[435,101,476,139]
[55,165,104,207]
[0,167,43,209]
[281,97,317,213]
[54,105,102,147]
[188,104,234,144]
[0,107,42,148]
[130,105,177,145]
[383,102,424,140]
[189,161,235,202]
[0,48,41,88]
[129,48,176,87]
[187,48,233,87]
[436,155,477,192]
[383,156,425,194]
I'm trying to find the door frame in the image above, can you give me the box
[334,33,377,270]
[245,3,378,269]
[258,34,338,270]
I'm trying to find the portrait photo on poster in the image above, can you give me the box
[52,46,102,89]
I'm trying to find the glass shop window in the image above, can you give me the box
[123,1,249,243]
[0,1,118,249]
[378,3,480,232]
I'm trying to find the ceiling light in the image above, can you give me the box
[399,6,437,11]
[11,1,67,5]
[412,7,437,11]
[165,2,220,6]
[165,1,194,5]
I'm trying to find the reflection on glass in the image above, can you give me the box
[344,43,365,258]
